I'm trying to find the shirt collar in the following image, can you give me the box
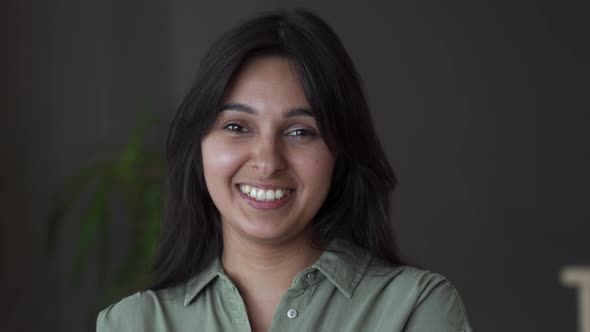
[183,258,223,306]
[183,238,372,306]
[311,238,372,299]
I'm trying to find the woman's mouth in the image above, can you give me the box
[239,184,291,201]
[237,184,294,209]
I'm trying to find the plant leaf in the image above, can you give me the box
[97,194,111,288]
[117,112,153,182]
[72,180,109,287]
[45,162,112,254]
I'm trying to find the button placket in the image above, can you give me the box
[267,288,309,331]
[268,268,321,330]
[286,308,298,319]
[220,276,250,330]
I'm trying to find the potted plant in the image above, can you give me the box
[45,112,166,326]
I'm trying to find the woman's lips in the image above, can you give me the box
[237,187,294,209]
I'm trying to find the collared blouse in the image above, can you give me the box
[97,239,472,331]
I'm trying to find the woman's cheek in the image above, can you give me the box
[203,137,249,183]
[289,144,335,187]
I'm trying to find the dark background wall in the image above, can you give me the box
[3,0,588,331]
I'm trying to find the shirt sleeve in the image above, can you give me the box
[96,306,114,332]
[96,292,149,332]
[402,278,473,332]
[96,300,135,332]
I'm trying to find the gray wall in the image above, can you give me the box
[3,0,588,331]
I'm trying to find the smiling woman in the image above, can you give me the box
[97,8,472,332]
[202,57,335,247]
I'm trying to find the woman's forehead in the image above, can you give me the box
[223,56,310,112]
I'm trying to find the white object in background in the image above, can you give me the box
[561,266,590,332]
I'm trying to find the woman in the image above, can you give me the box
[98,8,472,332]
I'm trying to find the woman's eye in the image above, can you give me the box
[287,128,317,137]
[223,123,247,132]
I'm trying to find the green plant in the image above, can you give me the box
[45,112,166,314]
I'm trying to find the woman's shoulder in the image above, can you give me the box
[96,286,185,331]
[360,263,473,331]
[368,263,453,292]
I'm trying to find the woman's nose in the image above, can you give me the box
[249,137,286,177]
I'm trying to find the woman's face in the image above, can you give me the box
[201,56,335,245]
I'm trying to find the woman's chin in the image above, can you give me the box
[233,220,308,245]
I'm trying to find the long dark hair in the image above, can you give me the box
[152,8,404,291]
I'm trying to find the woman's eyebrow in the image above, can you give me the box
[219,103,255,114]
[219,103,314,118]
[284,108,314,118]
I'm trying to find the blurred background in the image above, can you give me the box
[2,0,588,331]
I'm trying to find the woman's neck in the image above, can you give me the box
[221,229,323,302]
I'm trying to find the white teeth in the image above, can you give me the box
[256,189,265,201]
[239,185,290,202]
[275,189,283,199]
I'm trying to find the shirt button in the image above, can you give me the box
[307,272,317,282]
[287,309,298,319]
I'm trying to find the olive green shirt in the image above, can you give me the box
[97,239,472,331]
